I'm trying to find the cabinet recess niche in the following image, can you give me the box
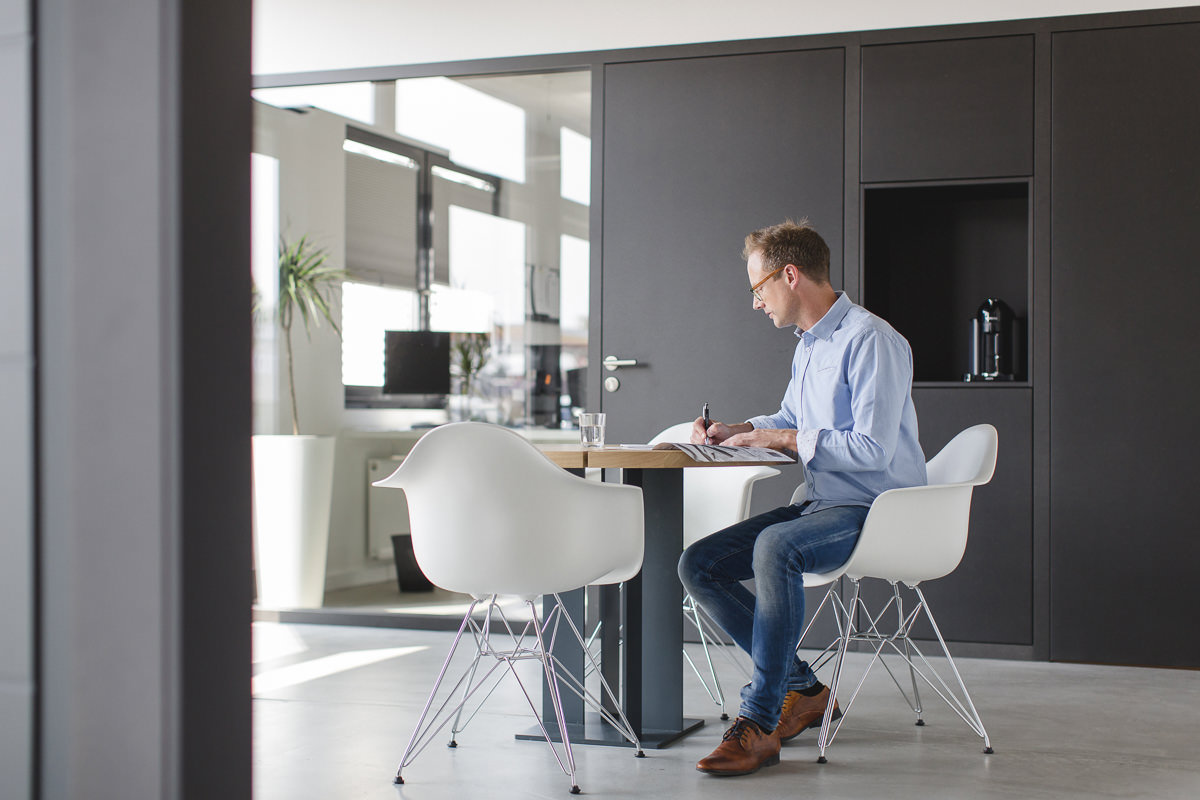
[864,181,1029,384]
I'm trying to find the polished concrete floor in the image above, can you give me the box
[253,621,1200,799]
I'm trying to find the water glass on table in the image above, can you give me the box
[579,413,606,447]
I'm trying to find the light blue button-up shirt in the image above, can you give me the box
[747,292,927,514]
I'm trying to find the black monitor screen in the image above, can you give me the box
[383,331,451,395]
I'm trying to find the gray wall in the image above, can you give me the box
[34,1,252,798]
[0,0,32,797]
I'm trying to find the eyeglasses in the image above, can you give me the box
[750,265,787,301]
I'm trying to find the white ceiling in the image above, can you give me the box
[253,0,1196,75]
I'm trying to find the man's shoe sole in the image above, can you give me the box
[780,706,842,743]
[696,752,781,776]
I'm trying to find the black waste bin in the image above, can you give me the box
[391,534,434,592]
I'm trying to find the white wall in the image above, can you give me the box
[253,0,1197,74]
[0,1,32,797]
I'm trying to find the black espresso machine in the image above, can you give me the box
[964,298,1018,381]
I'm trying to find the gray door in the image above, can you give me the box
[599,49,845,511]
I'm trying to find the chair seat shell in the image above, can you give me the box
[373,422,644,599]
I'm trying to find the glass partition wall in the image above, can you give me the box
[251,71,591,619]
[255,71,591,426]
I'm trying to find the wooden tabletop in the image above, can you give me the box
[537,445,589,469]
[540,445,794,470]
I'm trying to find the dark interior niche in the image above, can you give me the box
[863,181,1029,383]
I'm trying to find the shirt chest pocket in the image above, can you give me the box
[805,361,853,429]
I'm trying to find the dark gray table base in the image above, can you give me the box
[516,715,705,749]
[527,467,706,749]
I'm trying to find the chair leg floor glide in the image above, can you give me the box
[394,594,644,794]
[682,593,752,721]
[800,579,993,763]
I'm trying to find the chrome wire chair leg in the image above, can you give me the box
[796,582,847,675]
[817,579,861,763]
[683,593,729,718]
[695,600,752,682]
[894,583,924,726]
[912,586,993,753]
[527,599,581,794]
[446,599,495,746]
[394,599,480,785]
[547,593,645,757]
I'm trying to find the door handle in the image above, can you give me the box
[603,356,639,371]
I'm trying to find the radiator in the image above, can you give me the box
[367,456,410,560]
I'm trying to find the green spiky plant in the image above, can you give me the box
[451,331,492,405]
[276,235,344,435]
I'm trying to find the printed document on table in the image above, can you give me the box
[652,442,795,463]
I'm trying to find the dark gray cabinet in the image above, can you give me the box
[601,48,845,515]
[861,36,1034,182]
[860,387,1033,645]
[1050,23,1200,667]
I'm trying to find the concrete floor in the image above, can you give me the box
[253,621,1200,799]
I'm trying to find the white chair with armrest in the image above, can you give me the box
[649,421,781,720]
[373,421,645,794]
[794,423,999,762]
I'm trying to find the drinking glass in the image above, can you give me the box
[579,413,606,447]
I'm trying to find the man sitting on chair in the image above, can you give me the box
[678,219,927,776]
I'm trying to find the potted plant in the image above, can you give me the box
[252,235,345,608]
[450,331,491,421]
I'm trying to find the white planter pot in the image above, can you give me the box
[252,435,336,608]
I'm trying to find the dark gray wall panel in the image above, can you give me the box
[0,5,33,798]
[861,36,1034,182]
[601,48,844,513]
[38,0,252,797]
[1050,23,1200,667]
[861,387,1033,645]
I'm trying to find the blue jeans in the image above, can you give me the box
[678,502,868,732]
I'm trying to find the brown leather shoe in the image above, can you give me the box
[696,717,781,776]
[777,685,841,742]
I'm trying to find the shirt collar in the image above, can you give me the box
[796,291,852,342]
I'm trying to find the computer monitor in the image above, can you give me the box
[383,331,451,396]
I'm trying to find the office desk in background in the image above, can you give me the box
[531,444,794,748]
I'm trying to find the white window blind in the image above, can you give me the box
[344,151,419,287]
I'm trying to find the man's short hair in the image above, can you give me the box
[743,219,831,284]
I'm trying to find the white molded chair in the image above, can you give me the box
[373,422,646,794]
[794,423,999,762]
[650,422,781,719]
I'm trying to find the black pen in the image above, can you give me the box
[702,402,711,445]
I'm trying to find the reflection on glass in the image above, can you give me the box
[438,206,527,423]
[341,282,417,387]
[560,127,591,205]
[395,77,526,183]
[253,70,590,429]
[253,82,375,124]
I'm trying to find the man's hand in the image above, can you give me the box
[723,427,798,454]
[691,417,752,445]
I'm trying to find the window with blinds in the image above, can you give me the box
[344,148,419,288]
